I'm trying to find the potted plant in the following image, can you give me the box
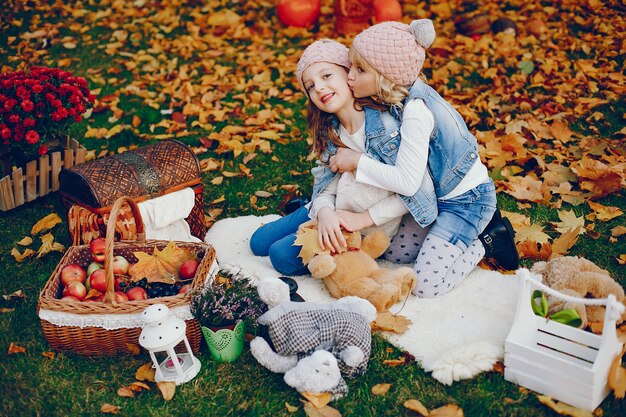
[190,274,267,362]
[0,66,95,175]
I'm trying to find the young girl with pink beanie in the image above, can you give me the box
[330,19,519,297]
[250,39,437,277]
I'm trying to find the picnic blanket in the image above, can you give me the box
[205,214,520,385]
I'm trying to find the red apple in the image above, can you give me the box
[61,295,80,302]
[62,281,87,301]
[112,255,130,275]
[373,0,402,23]
[126,286,148,301]
[88,268,107,293]
[114,275,130,292]
[178,284,192,294]
[179,259,199,280]
[277,0,320,28]
[114,291,129,303]
[87,261,103,277]
[60,264,87,286]
[89,237,106,263]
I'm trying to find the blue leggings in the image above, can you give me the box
[249,206,310,276]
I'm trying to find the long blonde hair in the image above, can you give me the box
[349,48,409,107]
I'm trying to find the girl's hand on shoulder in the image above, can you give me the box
[316,207,348,254]
[335,210,374,232]
[330,148,361,173]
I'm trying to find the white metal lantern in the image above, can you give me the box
[139,304,201,385]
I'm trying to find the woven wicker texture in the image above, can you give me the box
[59,139,201,207]
[38,196,214,356]
[353,21,425,86]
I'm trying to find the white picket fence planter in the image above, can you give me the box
[504,269,624,411]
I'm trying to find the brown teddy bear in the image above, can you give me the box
[530,256,625,329]
[298,224,416,312]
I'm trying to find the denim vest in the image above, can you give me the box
[309,107,437,227]
[404,79,480,197]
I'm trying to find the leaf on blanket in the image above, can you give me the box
[403,399,429,416]
[371,383,392,395]
[536,395,593,417]
[429,404,464,417]
[372,312,411,334]
[302,401,342,417]
[301,392,332,409]
[608,346,626,399]
[129,241,194,283]
[293,226,324,265]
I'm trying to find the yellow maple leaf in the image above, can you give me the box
[550,226,582,257]
[588,201,623,221]
[552,210,585,234]
[505,176,544,202]
[514,224,551,245]
[31,213,62,235]
[129,241,194,283]
[293,226,326,265]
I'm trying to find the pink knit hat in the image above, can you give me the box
[296,39,351,91]
[352,19,436,86]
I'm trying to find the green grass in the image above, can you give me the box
[1,0,625,416]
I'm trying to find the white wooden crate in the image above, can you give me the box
[504,269,624,411]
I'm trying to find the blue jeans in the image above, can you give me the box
[430,181,497,250]
[249,206,310,276]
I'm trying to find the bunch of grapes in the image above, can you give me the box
[119,278,181,298]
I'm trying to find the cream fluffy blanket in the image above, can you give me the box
[205,214,520,385]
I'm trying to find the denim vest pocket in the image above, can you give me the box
[369,132,401,164]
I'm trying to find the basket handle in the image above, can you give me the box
[103,196,145,304]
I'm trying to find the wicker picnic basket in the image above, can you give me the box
[37,196,215,356]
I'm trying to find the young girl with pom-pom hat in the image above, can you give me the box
[330,19,519,297]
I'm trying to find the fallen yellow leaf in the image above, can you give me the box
[11,247,35,262]
[285,402,299,413]
[31,213,62,234]
[301,392,332,409]
[403,399,429,416]
[536,395,593,417]
[129,381,150,392]
[302,401,342,417]
[383,357,407,366]
[8,342,25,354]
[157,381,176,401]
[126,343,141,355]
[608,347,626,399]
[42,351,55,359]
[100,403,120,414]
[35,233,65,259]
[117,386,135,398]
[16,236,33,246]
[429,404,464,417]
[371,383,392,395]
[2,290,25,301]
[135,363,156,382]
[372,312,411,334]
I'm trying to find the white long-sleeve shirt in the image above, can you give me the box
[356,99,489,200]
[309,123,408,238]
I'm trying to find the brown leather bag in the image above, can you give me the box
[59,139,206,244]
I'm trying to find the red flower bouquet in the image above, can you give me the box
[0,67,95,164]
